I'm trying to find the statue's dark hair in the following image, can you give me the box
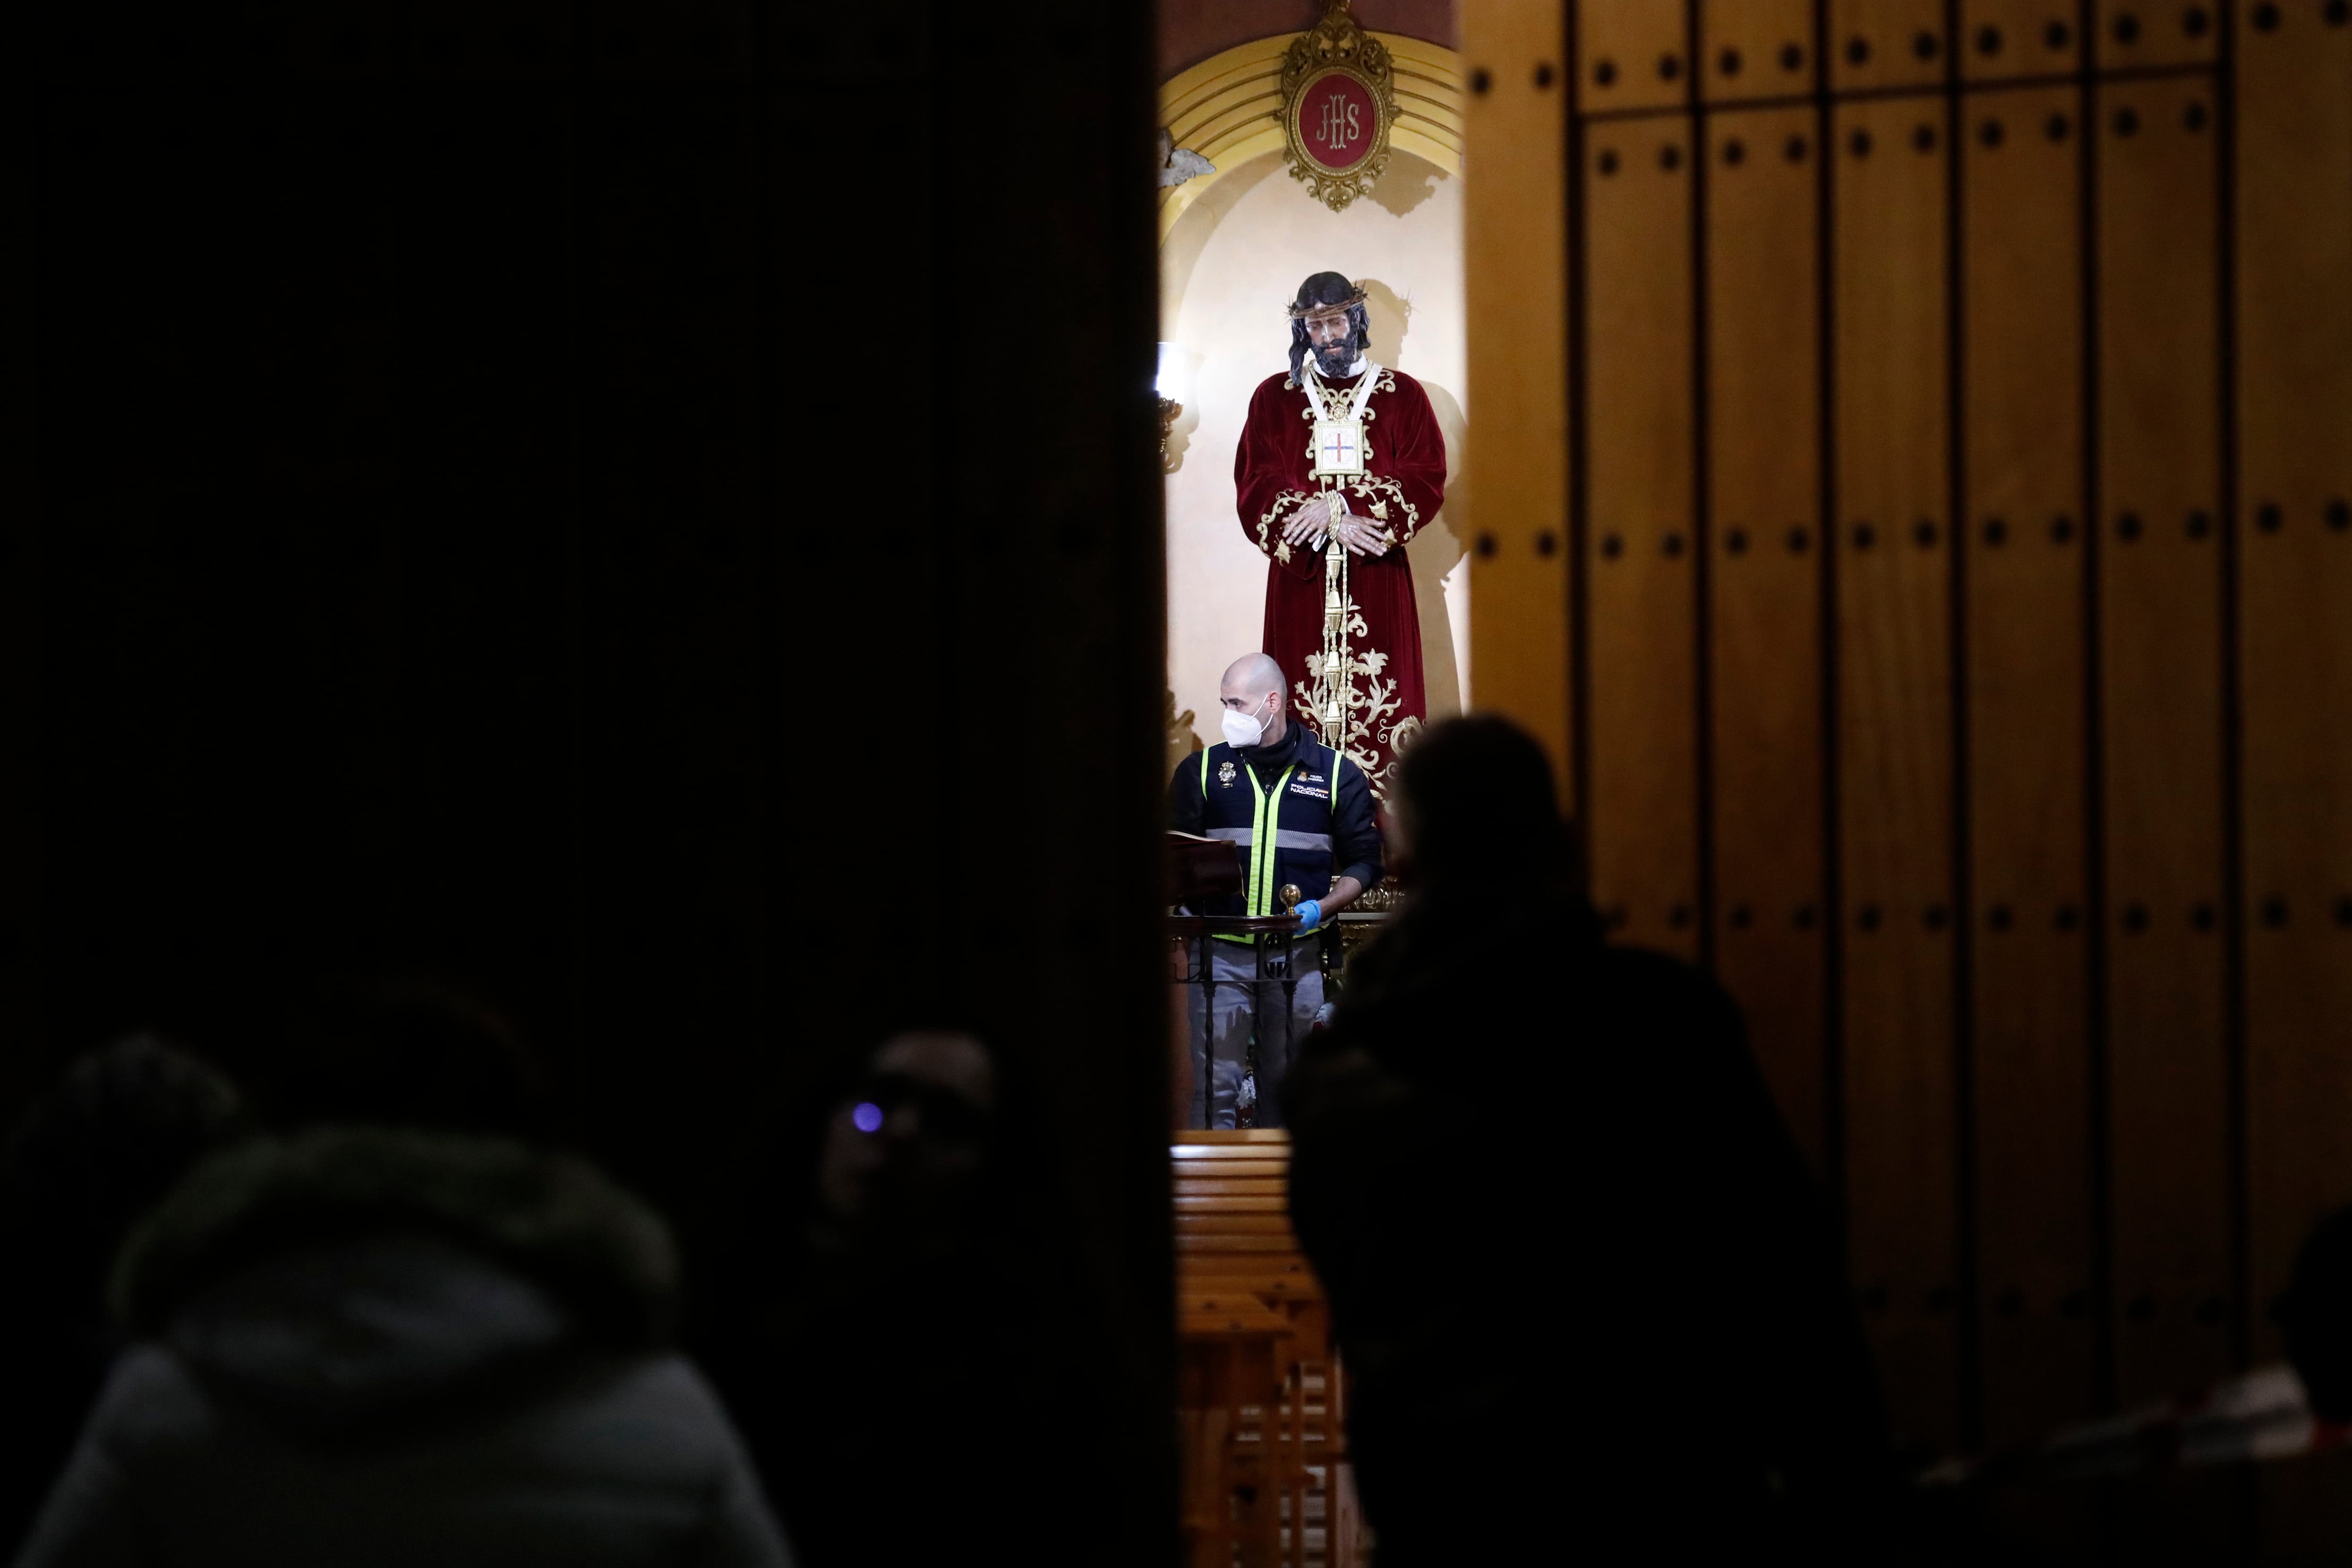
[1287,271,1371,385]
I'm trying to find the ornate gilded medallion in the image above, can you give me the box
[1279,1,1397,212]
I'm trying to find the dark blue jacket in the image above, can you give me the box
[1168,722,1383,935]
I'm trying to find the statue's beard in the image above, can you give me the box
[1313,341,1355,373]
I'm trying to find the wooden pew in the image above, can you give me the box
[1175,1130,1361,1568]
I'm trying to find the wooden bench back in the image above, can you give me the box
[1173,1130,1356,1566]
[1175,1130,1313,1270]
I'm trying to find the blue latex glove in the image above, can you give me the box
[1293,899,1323,930]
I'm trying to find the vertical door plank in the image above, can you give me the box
[2238,0,2352,1361]
[577,82,771,1126]
[1959,0,2083,80]
[2097,74,2230,1407]
[1834,94,1960,1452]
[1698,0,1818,104]
[1463,0,1572,787]
[1830,0,1952,92]
[1577,0,1692,115]
[1706,105,1827,1168]
[1585,117,1699,961]
[0,114,35,1115]
[2091,0,2220,69]
[772,83,940,1022]
[1962,82,2095,1450]
[930,14,1176,1503]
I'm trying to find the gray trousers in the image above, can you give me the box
[1181,936,1324,1130]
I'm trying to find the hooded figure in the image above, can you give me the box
[14,1128,789,1568]
[0,1038,249,1554]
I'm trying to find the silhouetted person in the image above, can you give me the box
[0,1038,250,1556]
[2279,1205,2352,1423]
[15,979,789,1567]
[1284,716,1891,1564]
[765,1031,1083,1567]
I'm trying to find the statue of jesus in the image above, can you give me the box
[1233,271,1447,793]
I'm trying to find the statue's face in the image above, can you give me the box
[1302,306,1356,372]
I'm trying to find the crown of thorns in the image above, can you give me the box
[1286,283,1368,319]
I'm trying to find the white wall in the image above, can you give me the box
[1160,148,1468,752]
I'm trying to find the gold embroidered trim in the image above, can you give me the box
[1269,368,1424,794]
[1257,489,1318,564]
[1342,474,1418,545]
[1294,584,1413,799]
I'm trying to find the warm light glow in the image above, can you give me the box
[1156,341,1191,404]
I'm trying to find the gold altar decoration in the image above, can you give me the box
[1307,532,1361,747]
[1157,32,1460,242]
[1278,1,1398,213]
[1165,687,1203,778]
[1290,362,1413,795]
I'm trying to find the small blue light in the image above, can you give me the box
[851,1101,884,1134]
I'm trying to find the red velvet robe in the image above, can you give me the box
[1233,365,1448,790]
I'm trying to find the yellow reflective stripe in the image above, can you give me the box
[1310,751,1338,922]
[1256,773,1274,916]
[1239,763,1267,916]
[1227,755,1304,926]
[1243,762,1297,918]
[1201,747,1211,798]
[1270,766,1297,912]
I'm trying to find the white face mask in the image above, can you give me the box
[1220,696,1272,749]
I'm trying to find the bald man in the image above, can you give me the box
[1168,653,1383,1128]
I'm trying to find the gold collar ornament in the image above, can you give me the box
[1280,1,1397,213]
[1303,359,1381,481]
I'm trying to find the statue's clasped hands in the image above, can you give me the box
[1281,494,1389,556]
